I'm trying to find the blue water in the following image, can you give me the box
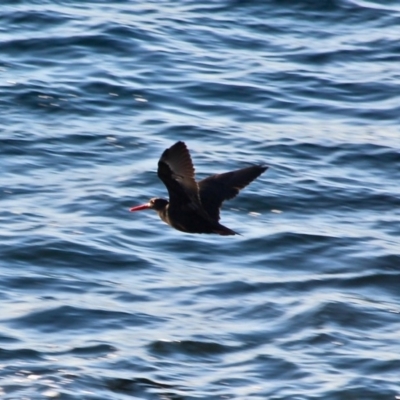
[1,1,400,399]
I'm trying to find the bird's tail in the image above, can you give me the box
[213,224,240,236]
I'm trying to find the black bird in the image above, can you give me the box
[130,141,267,235]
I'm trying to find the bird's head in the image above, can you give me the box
[130,197,168,212]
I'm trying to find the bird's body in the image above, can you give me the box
[130,141,267,235]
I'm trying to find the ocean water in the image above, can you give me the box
[1,1,400,399]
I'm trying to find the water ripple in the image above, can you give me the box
[1,1,400,399]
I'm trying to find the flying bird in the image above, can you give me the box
[130,141,267,235]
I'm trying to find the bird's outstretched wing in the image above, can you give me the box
[157,141,203,209]
[198,165,268,220]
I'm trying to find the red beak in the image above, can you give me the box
[129,203,150,212]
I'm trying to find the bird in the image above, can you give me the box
[130,141,267,235]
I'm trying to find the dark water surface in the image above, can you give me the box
[1,1,400,399]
